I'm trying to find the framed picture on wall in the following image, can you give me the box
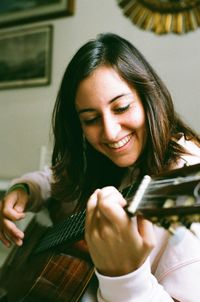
[0,25,53,89]
[0,0,75,28]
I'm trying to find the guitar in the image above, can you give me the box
[0,163,200,302]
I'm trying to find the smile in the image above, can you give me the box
[107,134,133,149]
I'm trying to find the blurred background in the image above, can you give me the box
[0,0,200,182]
[0,0,200,265]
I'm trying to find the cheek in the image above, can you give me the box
[130,108,146,129]
[82,127,99,146]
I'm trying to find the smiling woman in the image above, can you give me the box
[76,66,146,168]
[0,32,200,302]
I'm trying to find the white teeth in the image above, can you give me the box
[108,134,132,149]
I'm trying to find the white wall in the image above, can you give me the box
[0,0,200,179]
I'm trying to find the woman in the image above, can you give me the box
[1,33,200,301]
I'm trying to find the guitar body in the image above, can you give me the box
[0,212,94,302]
[0,163,200,301]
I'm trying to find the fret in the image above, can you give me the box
[34,210,86,254]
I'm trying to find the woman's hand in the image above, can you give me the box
[0,189,29,247]
[85,186,156,277]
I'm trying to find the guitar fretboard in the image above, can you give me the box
[34,209,86,254]
[34,185,135,254]
[34,163,200,254]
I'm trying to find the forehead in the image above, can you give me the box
[75,66,135,108]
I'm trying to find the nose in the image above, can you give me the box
[102,115,121,141]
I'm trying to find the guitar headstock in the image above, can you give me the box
[126,163,200,229]
[137,199,200,230]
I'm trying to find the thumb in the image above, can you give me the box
[4,190,27,220]
[14,190,28,213]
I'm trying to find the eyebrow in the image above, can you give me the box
[77,93,131,115]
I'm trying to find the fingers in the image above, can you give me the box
[88,186,128,218]
[86,187,156,245]
[137,215,156,248]
[87,189,100,211]
[0,189,28,247]
[85,187,156,275]
[97,187,128,228]
[3,190,27,220]
[86,187,129,241]
[0,219,24,247]
[0,230,11,247]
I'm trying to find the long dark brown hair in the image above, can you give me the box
[51,33,200,204]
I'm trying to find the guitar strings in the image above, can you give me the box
[35,174,200,254]
[148,175,200,187]
[128,175,200,191]
[123,174,200,200]
[35,210,86,254]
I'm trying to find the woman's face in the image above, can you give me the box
[75,66,146,168]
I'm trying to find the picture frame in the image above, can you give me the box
[0,25,53,89]
[118,0,200,34]
[0,0,75,28]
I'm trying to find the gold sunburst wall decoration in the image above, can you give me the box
[117,0,200,34]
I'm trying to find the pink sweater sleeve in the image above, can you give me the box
[10,166,52,211]
[96,258,174,302]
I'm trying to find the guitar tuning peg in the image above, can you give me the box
[159,218,172,230]
[159,215,179,230]
[183,197,195,206]
[182,220,192,229]
[163,199,175,208]
[181,214,200,229]
[159,220,176,235]
[168,226,176,235]
[149,216,159,224]
[191,214,200,223]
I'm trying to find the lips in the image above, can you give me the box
[107,133,133,149]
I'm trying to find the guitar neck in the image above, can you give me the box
[34,163,200,254]
[34,209,86,254]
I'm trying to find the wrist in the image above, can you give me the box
[6,183,30,196]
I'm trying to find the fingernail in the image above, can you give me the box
[16,239,23,246]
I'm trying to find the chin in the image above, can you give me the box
[112,157,138,168]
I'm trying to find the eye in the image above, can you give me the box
[114,104,130,113]
[82,116,100,125]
